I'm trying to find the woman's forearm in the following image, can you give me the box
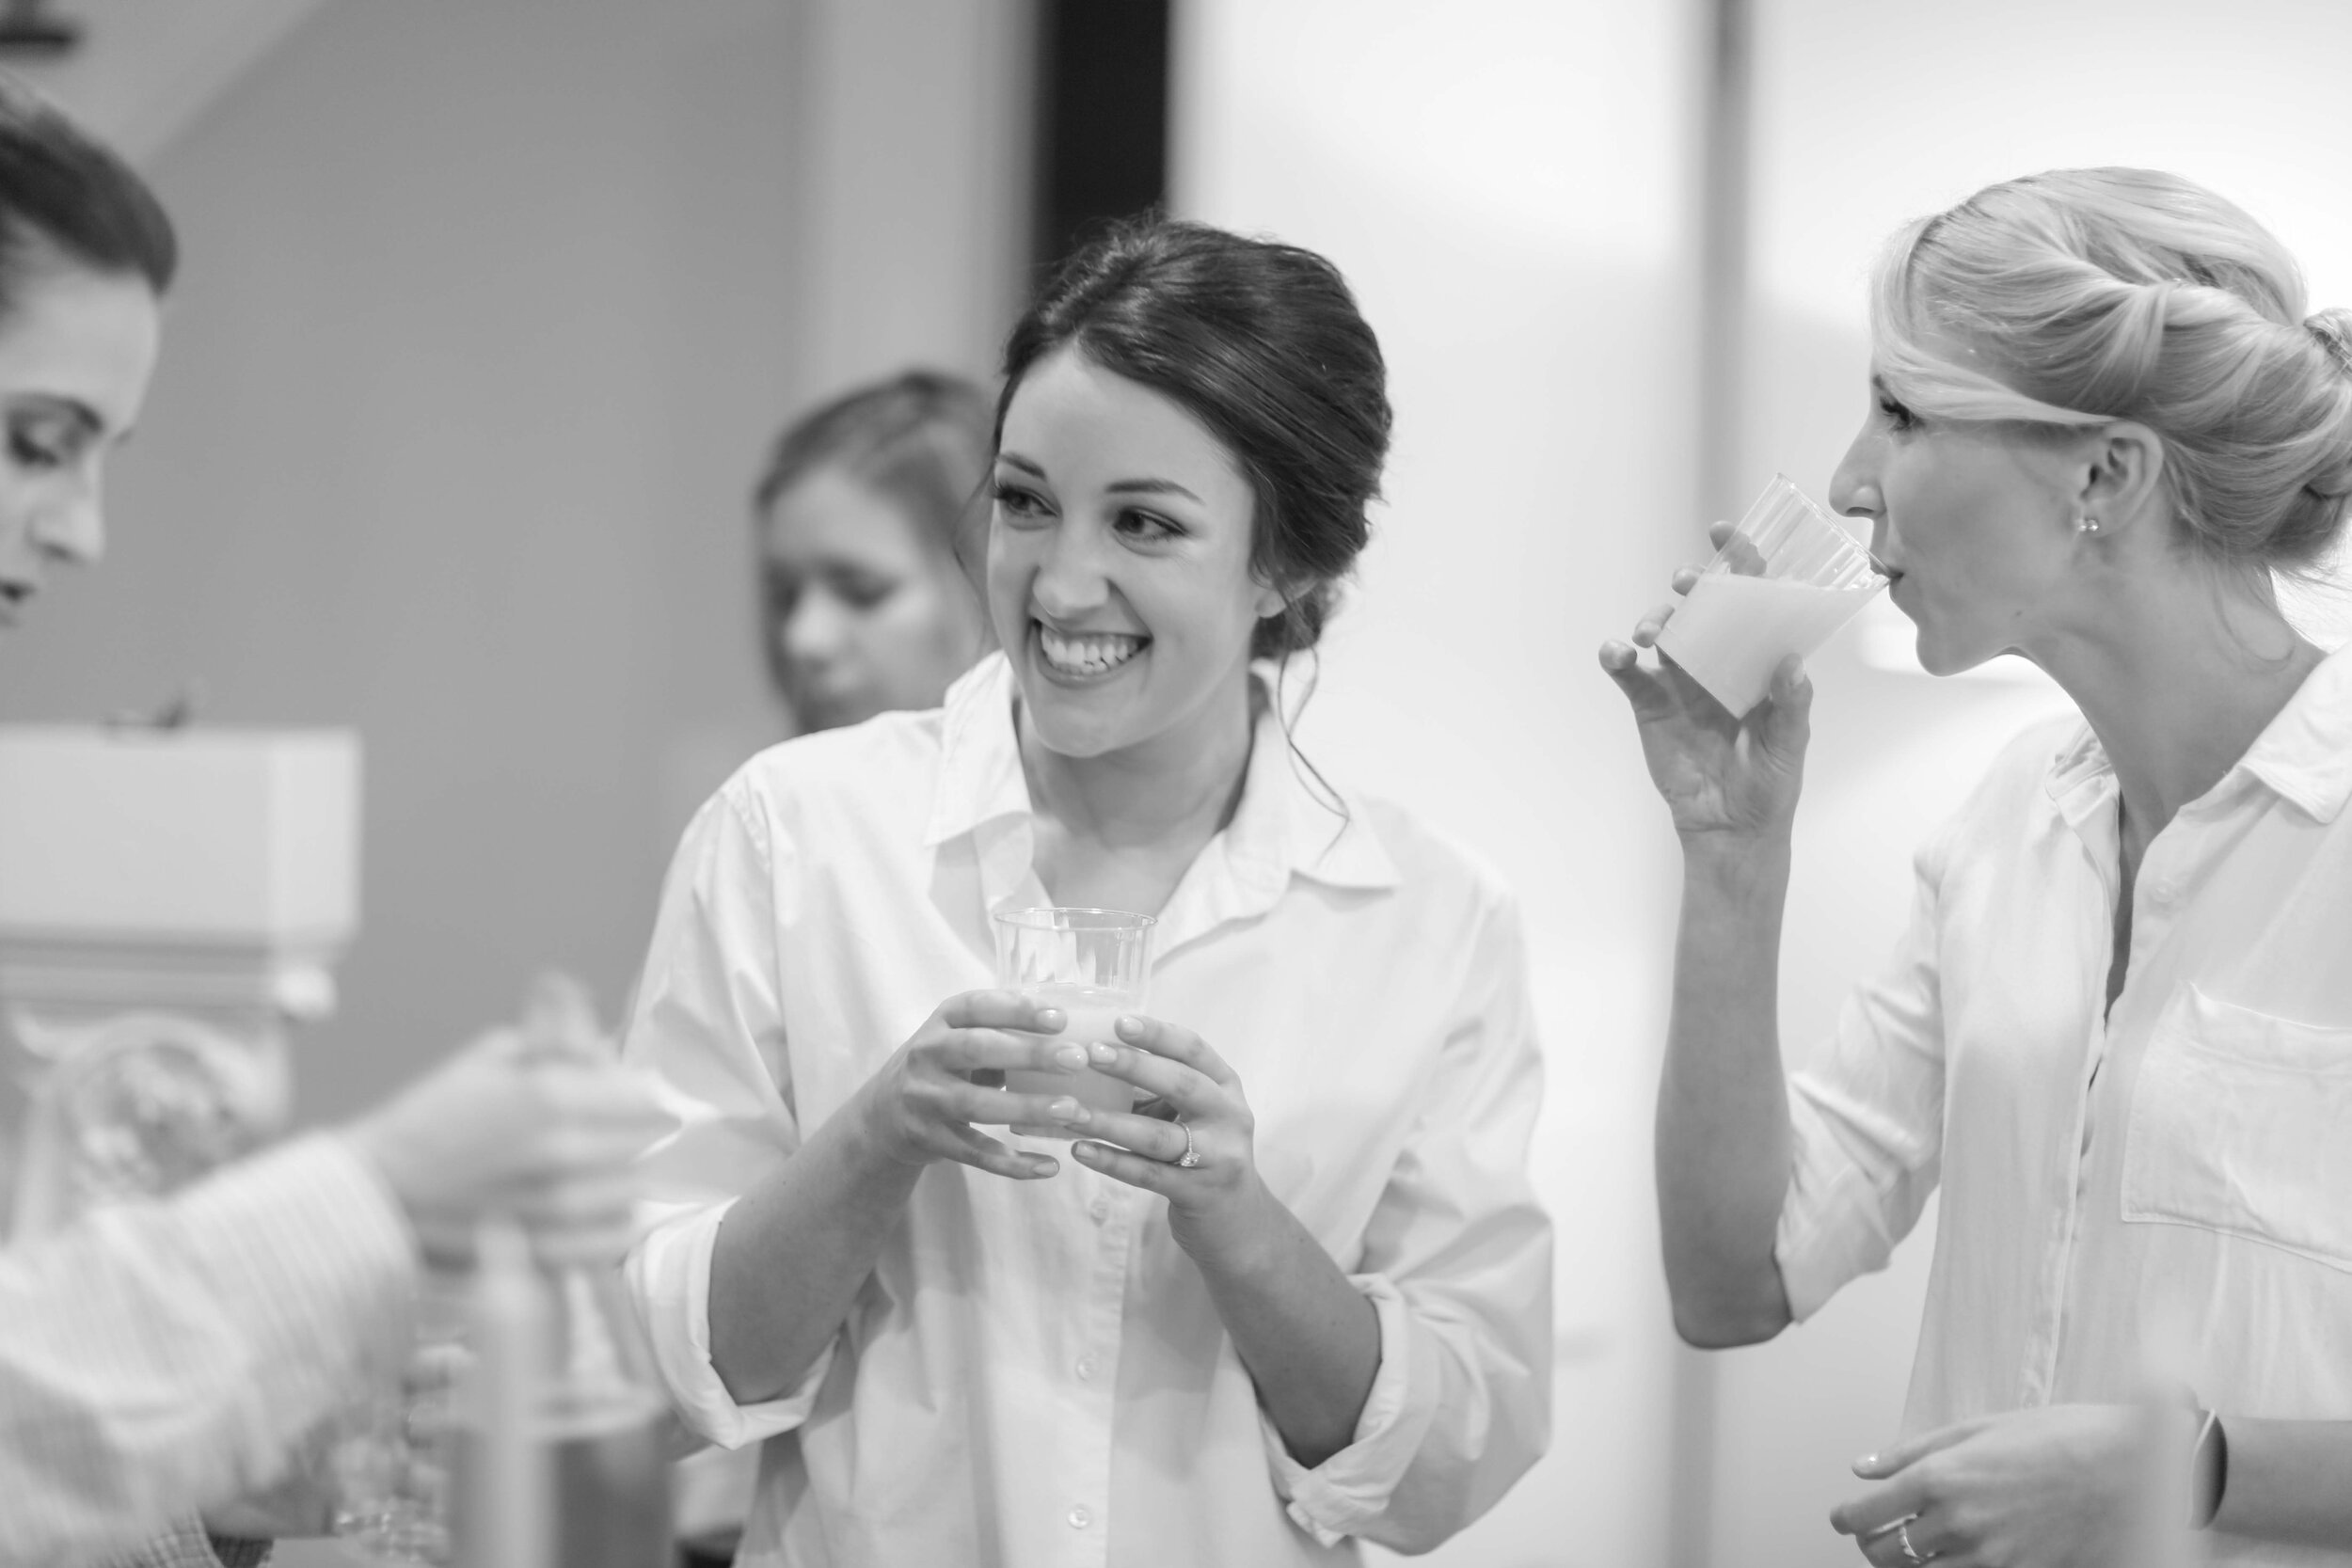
[1195,1186,1382,1470]
[1656,835,1798,1346]
[707,1089,923,1404]
[2211,1418,2352,1548]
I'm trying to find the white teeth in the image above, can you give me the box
[1039,626,1145,675]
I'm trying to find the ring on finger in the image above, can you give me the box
[1898,1521,1926,1564]
[1174,1117,1200,1169]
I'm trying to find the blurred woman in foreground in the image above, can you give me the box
[1608,167,2352,1565]
[0,74,663,1568]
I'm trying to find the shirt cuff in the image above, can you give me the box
[628,1197,834,1449]
[1256,1273,1438,1548]
[1775,1087,1899,1323]
[183,1133,419,1397]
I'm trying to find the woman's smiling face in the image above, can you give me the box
[987,346,1279,762]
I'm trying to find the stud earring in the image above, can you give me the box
[2077,515,2101,535]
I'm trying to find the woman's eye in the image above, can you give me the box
[992,481,1050,523]
[8,429,62,469]
[835,573,898,610]
[1876,395,1918,433]
[1114,507,1182,543]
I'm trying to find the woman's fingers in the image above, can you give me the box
[1044,1100,1191,1162]
[940,1121,1058,1180]
[940,989,1067,1036]
[1069,1137,1182,1196]
[928,1025,1077,1074]
[927,1075,1067,1132]
[1114,1015,1235,1085]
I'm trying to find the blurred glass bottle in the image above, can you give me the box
[338,974,674,1568]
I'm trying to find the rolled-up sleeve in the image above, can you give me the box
[1262,888,1553,1554]
[622,781,833,1449]
[1775,820,1954,1323]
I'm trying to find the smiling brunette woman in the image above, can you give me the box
[622,219,1551,1567]
[1606,168,2352,1567]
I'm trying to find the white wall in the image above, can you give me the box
[1174,4,1699,1561]
[1709,3,2352,1563]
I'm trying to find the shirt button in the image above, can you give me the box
[1089,1199,1111,1226]
[1075,1355,1098,1382]
[2147,879,2178,905]
[1068,1507,1092,1529]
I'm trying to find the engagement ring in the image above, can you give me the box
[1175,1118,1200,1168]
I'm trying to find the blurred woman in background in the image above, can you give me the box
[1608,167,2352,1566]
[753,369,993,734]
[628,218,1550,1566]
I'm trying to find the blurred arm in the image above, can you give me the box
[0,1135,413,1567]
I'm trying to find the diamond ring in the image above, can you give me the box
[1175,1118,1200,1168]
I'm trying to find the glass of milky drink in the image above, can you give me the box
[1652,474,1886,718]
[991,906,1155,1138]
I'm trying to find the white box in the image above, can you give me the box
[0,726,359,947]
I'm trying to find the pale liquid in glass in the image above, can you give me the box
[1001,981,1139,1136]
[1655,571,1878,718]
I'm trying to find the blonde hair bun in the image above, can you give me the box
[1872,167,2352,570]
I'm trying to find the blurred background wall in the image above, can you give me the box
[2,1,2349,1564]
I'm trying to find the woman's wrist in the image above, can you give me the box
[1680,831,1794,901]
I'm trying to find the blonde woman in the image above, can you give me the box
[1607,168,2352,1566]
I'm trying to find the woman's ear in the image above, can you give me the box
[1253,577,1289,621]
[2076,420,2168,537]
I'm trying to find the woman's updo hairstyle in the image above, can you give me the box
[0,72,174,318]
[995,216,1391,660]
[1873,166,2352,571]
[754,368,995,577]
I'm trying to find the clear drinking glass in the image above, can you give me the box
[1652,473,1887,718]
[990,906,1155,1137]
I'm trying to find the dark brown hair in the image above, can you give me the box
[995,217,1391,660]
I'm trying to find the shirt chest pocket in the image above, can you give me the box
[2122,985,2352,1273]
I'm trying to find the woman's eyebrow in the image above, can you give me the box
[1105,478,1200,501]
[996,451,1047,477]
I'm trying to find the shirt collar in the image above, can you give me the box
[2042,641,2352,827]
[2233,641,2352,824]
[920,651,1398,897]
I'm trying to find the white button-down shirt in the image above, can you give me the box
[622,654,1551,1567]
[1780,646,2352,1567]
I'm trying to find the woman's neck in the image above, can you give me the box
[2035,564,2322,853]
[1018,666,1261,911]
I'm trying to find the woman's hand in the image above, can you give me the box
[1831,1404,2170,1567]
[1049,1015,1276,1263]
[852,990,1080,1181]
[1598,519,1814,847]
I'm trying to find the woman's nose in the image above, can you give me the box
[783,588,849,668]
[1826,432,1880,528]
[30,482,104,567]
[1030,522,1111,619]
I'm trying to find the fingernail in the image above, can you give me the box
[1116,1016,1141,1039]
[1028,1157,1057,1177]
[1050,1097,1088,1123]
[1072,1141,1099,1162]
[1852,1453,1878,1473]
[1089,1042,1117,1064]
[1055,1045,1089,1069]
[1036,1007,1065,1031]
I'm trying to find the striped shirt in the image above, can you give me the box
[0,1132,414,1567]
